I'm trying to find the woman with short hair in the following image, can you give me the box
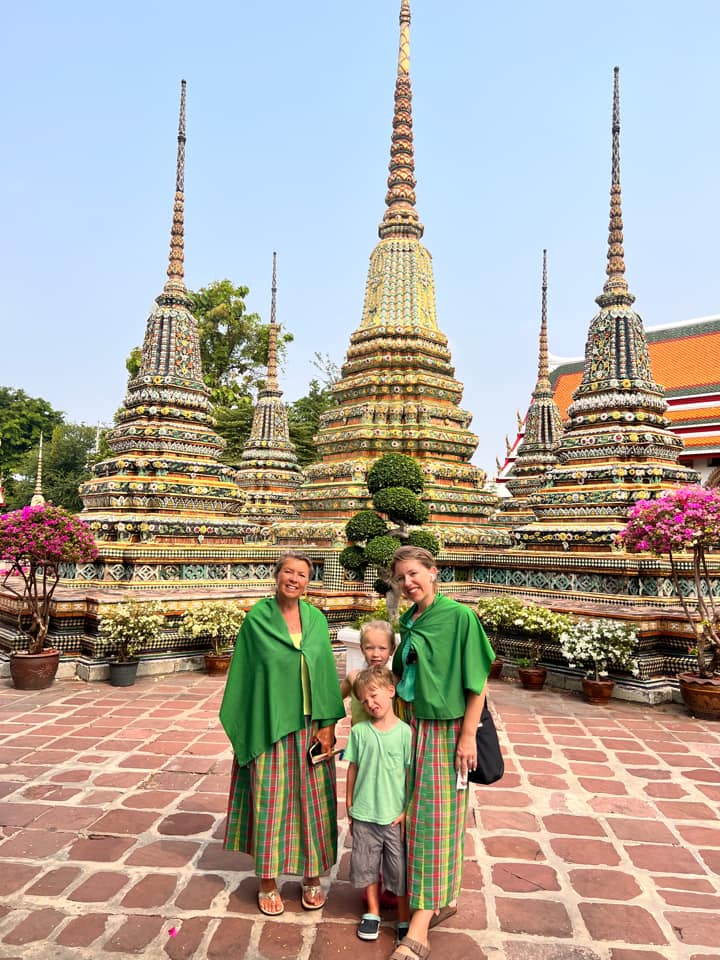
[220,550,345,916]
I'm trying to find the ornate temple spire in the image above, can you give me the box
[236,252,303,524]
[379,0,423,240]
[264,251,280,394]
[30,433,45,506]
[537,249,550,390]
[163,79,187,299]
[597,67,634,308]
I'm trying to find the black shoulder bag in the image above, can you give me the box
[467,700,504,785]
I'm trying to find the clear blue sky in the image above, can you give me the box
[2,1,719,475]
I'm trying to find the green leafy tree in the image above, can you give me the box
[7,424,99,511]
[287,353,339,466]
[342,453,439,621]
[0,388,64,484]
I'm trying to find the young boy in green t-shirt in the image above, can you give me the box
[345,666,412,943]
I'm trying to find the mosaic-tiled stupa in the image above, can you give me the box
[515,68,697,551]
[495,251,563,527]
[292,0,502,543]
[80,82,253,544]
[236,253,303,524]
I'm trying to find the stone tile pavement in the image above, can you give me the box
[0,672,719,960]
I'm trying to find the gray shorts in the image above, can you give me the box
[350,819,407,895]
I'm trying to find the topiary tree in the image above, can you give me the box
[342,453,438,621]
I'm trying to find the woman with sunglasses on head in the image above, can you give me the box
[388,545,494,960]
[220,551,345,918]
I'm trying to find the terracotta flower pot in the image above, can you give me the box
[582,677,615,705]
[9,649,60,690]
[489,658,504,681]
[205,651,232,677]
[518,666,547,691]
[678,672,720,720]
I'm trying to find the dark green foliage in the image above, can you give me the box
[407,529,440,556]
[339,545,368,573]
[346,509,388,544]
[6,424,98,511]
[287,379,336,467]
[373,577,391,595]
[367,453,424,495]
[372,487,429,525]
[0,388,64,480]
[365,535,403,567]
[213,399,255,466]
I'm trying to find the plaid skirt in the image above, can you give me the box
[401,701,468,910]
[224,719,338,878]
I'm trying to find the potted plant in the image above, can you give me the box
[559,617,639,703]
[619,485,720,719]
[477,596,526,680]
[178,600,245,676]
[0,504,97,689]
[98,600,166,686]
[512,603,572,691]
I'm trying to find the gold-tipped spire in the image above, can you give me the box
[164,79,187,296]
[597,67,633,306]
[265,251,279,392]
[379,0,423,239]
[30,432,45,506]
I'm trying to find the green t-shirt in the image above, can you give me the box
[344,718,412,825]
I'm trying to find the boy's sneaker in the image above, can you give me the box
[396,922,410,944]
[357,914,381,940]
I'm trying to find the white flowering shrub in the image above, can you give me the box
[478,596,572,664]
[99,600,166,662]
[179,601,245,655]
[559,618,639,681]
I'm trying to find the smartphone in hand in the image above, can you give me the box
[308,741,344,765]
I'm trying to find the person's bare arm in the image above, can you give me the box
[346,761,358,836]
[340,669,358,699]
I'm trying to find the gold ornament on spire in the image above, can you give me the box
[30,432,46,506]
[598,67,632,305]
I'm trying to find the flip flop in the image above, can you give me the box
[301,882,326,910]
[257,888,284,916]
[429,904,457,928]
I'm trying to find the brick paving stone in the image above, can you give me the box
[665,911,718,947]
[0,802,49,826]
[681,768,720,783]
[257,921,306,960]
[482,835,545,860]
[164,755,216,774]
[562,748,608,762]
[0,828,73,859]
[696,784,720,801]
[0,862,40,895]
[580,903,668,944]
[2,907,65,945]
[310,922,395,959]
[625,844,704,874]
[82,789,125,805]
[643,783,688,799]
[504,944,601,960]
[496,896,573,937]
[478,789,531,807]
[68,870,131,902]
[164,917,212,960]
[568,868,642,900]
[426,930,488,958]
[606,818,678,844]
[550,838,621,866]
[32,804,102,830]
[321,879,361,920]
[91,809,160,834]
[578,777,628,795]
[118,753,169,770]
[478,808,540,832]
[158,811,215,835]
[147,771,199,790]
[196,841,254,871]
[25,865,82,896]
[177,791,228,813]
[543,814,607,836]
[68,836,137,862]
[589,797,656,816]
[121,873,177,908]
[55,912,111,947]
[93,771,148,788]
[122,789,180,809]
[198,773,228,793]
[657,889,720,908]
[609,951,669,960]
[104,914,166,953]
[529,774,570,790]
[627,768,671,780]
[125,839,203,868]
[676,825,720,846]
[205,917,253,959]
[492,862,561,892]
[174,873,226,910]
[654,876,715,892]
[0,782,23,800]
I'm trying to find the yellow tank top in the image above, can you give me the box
[290,631,311,716]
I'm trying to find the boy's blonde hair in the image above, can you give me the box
[359,619,395,650]
[353,665,396,698]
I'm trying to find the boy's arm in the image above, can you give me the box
[340,669,358,699]
[346,761,358,836]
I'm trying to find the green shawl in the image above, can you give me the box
[392,593,494,719]
[220,596,344,766]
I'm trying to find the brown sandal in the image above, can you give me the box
[390,937,431,960]
[429,904,457,928]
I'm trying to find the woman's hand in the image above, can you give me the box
[391,809,407,840]
[455,730,477,779]
[314,724,336,756]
